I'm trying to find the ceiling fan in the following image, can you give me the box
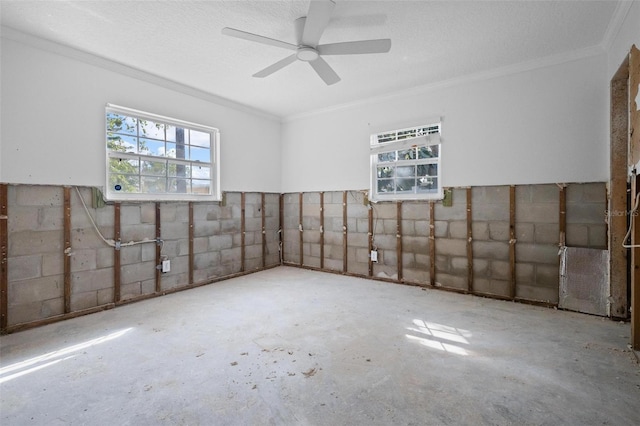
[221,0,391,85]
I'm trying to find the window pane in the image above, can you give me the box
[192,179,211,194]
[396,165,415,178]
[378,151,396,162]
[418,145,439,159]
[107,134,137,153]
[190,146,211,162]
[192,165,210,180]
[377,179,394,193]
[139,138,165,157]
[168,163,191,178]
[139,120,164,140]
[417,178,438,193]
[141,176,167,193]
[109,157,139,174]
[397,129,416,140]
[109,172,139,194]
[107,113,137,135]
[398,148,416,160]
[190,130,211,148]
[396,178,415,193]
[141,160,167,177]
[168,178,190,194]
[377,166,393,178]
[377,133,396,143]
[418,163,438,178]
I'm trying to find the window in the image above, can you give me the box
[105,104,220,201]
[370,122,442,202]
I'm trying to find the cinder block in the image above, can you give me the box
[415,220,429,236]
[194,252,220,270]
[381,249,397,267]
[449,221,467,239]
[205,207,221,221]
[566,203,606,225]
[531,184,559,203]
[70,249,97,272]
[403,268,429,284]
[434,201,466,221]
[348,233,369,248]
[402,252,416,268]
[403,203,429,220]
[42,253,64,276]
[8,255,42,281]
[490,260,510,280]
[517,243,558,264]
[39,206,64,231]
[195,220,221,237]
[71,291,98,311]
[403,236,428,254]
[515,223,534,243]
[516,263,534,283]
[161,222,189,240]
[220,247,242,264]
[8,275,63,305]
[221,219,240,233]
[121,224,155,242]
[209,234,233,251]
[473,258,489,276]
[472,222,490,241]
[121,261,155,285]
[372,203,396,219]
[516,284,558,303]
[472,186,509,205]
[325,258,342,271]
[473,203,509,222]
[566,182,606,203]
[535,264,559,288]
[435,273,467,290]
[383,219,396,234]
[435,255,449,273]
[534,223,559,244]
[120,245,142,265]
[139,204,155,224]
[516,203,558,224]
[71,268,113,294]
[437,238,467,257]
[97,287,114,305]
[434,221,448,238]
[588,224,607,248]
[15,185,62,207]
[96,248,114,269]
[474,278,509,297]
[489,222,510,241]
[450,256,468,274]
[8,299,63,326]
[371,234,395,250]
[72,227,113,249]
[401,220,415,236]
[120,205,141,225]
[10,230,62,256]
[7,207,39,233]
[120,282,142,300]
[472,241,509,260]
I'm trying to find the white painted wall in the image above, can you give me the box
[0,34,282,193]
[607,0,640,79]
[281,53,608,193]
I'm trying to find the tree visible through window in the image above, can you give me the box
[370,122,442,201]
[105,104,220,201]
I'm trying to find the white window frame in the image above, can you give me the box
[105,104,221,202]
[369,120,442,202]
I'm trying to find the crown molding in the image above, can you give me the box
[601,0,634,51]
[283,44,605,123]
[0,26,281,123]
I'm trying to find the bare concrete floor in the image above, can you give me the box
[1,266,639,425]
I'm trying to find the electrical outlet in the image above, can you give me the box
[162,260,171,273]
[370,250,378,262]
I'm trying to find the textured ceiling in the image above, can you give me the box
[0,0,622,119]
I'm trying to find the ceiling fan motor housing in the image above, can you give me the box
[296,46,319,62]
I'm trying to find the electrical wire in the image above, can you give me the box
[74,186,160,249]
[622,192,640,248]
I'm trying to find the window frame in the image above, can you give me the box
[369,121,443,202]
[105,104,221,202]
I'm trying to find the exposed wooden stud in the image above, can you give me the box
[299,192,304,266]
[63,187,71,314]
[397,201,403,282]
[343,191,348,273]
[610,67,630,319]
[368,201,373,277]
[114,202,121,302]
[429,201,435,286]
[509,185,516,300]
[261,193,266,269]
[559,185,567,248]
[319,192,325,269]
[466,188,473,293]
[279,194,284,264]
[0,184,8,332]
[630,45,640,350]
[188,202,194,285]
[241,192,246,272]
[155,202,161,293]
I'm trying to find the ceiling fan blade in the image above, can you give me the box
[222,27,297,51]
[309,56,340,85]
[302,0,335,46]
[318,39,392,55]
[253,54,297,78]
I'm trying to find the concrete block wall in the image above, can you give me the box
[281,182,608,307]
[472,186,511,297]
[3,185,281,329]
